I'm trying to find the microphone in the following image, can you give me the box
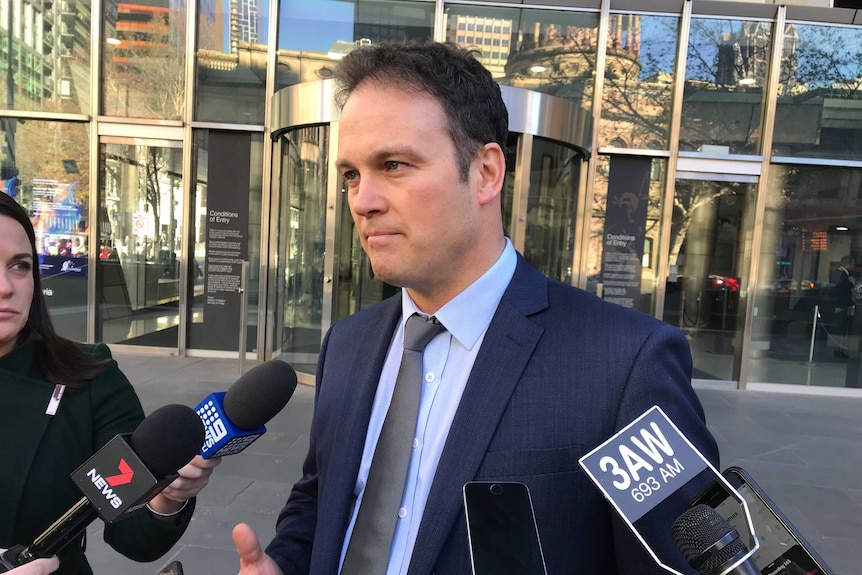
[671,504,759,575]
[0,404,204,572]
[196,360,297,459]
[579,405,731,573]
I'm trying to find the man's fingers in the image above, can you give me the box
[233,523,264,565]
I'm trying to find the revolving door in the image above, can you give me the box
[267,80,591,376]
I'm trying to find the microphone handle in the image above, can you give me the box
[18,497,100,562]
[0,546,26,572]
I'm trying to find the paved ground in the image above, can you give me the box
[80,354,862,575]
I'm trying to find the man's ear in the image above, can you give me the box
[473,142,506,206]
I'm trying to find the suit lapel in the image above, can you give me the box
[313,297,402,571]
[408,259,549,575]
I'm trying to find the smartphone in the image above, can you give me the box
[690,466,834,575]
[463,481,548,575]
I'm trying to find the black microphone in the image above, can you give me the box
[195,360,297,458]
[0,404,204,571]
[671,504,759,575]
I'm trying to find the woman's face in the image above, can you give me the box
[0,215,34,357]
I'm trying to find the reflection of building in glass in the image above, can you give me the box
[230,0,259,52]
[0,0,91,108]
[105,0,173,63]
[445,13,513,78]
[102,0,185,118]
[715,23,772,87]
[353,1,433,45]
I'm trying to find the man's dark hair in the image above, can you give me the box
[0,192,107,389]
[334,41,509,181]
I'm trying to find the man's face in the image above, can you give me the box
[337,83,488,307]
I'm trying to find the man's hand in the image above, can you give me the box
[233,523,284,575]
[148,455,222,516]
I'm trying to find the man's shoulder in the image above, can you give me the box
[544,278,666,327]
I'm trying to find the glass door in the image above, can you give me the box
[97,137,183,348]
[662,176,757,382]
[272,126,328,373]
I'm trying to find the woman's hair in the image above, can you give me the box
[0,192,107,389]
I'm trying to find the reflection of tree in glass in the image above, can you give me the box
[102,8,186,119]
[774,24,862,159]
[12,120,90,221]
[669,182,739,266]
[680,18,772,154]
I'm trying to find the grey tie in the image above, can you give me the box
[341,313,446,574]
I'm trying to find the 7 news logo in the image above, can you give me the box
[85,459,133,509]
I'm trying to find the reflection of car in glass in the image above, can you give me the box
[707,274,739,292]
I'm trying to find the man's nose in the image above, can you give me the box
[350,175,387,216]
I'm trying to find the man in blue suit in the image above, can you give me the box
[233,41,719,575]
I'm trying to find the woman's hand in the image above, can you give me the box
[147,455,222,517]
[0,553,59,575]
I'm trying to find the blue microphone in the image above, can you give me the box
[196,360,297,459]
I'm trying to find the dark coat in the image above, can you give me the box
[0,342,194,575]
[266,256,719,574]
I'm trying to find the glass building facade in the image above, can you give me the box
[3,0,862,393]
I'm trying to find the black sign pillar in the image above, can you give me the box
[201,132,251,350]
[600,156,651,310]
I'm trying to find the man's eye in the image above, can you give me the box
[343,171,358,181]
[385,161,404,171]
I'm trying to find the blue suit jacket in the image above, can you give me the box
[267,256,719,574]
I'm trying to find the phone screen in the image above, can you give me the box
[694,469,832,575]
[463,481,547,575]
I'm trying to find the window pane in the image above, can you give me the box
[749,165,862,387]
[275,0,434,91]
[195,0,271,124]
[680,18,771,155]
[98,141,183,346]
[1,0,92,113]
[445,5,600,110]
[524,137,580,284]
[663,178,757,381]
[600,14,678,150]
[274,126,328,367]
[773,24,862,161]
[0,119,90,341]
[444,5,517,79]
[101,0,186,119]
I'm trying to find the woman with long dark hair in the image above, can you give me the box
[0,192,219,575]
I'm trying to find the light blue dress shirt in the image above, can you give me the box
[338,239,517,575]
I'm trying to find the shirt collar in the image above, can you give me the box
[402,238,517,351]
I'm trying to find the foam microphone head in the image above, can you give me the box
[222,360,298,430]
[672,504,754,575]
[130,404,206,478]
